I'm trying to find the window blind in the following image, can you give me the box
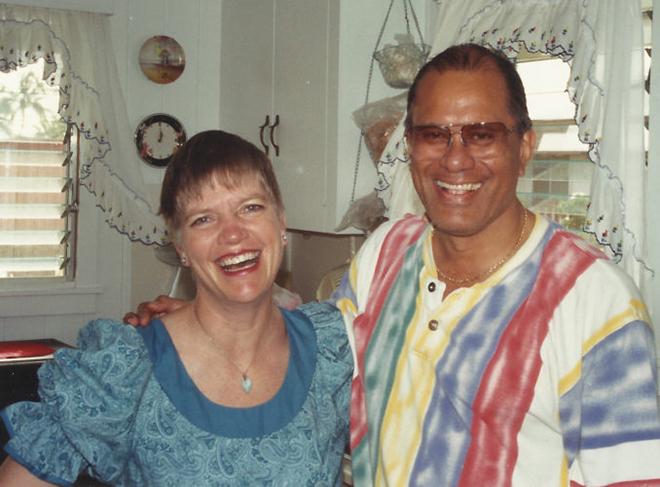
[0,61,74,281]
[0,138,74,279]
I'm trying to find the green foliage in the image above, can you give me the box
[0,67,65,141]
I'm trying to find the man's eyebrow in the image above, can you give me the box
[411,123,448,129]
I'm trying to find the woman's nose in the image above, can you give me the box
[219,217,248,243]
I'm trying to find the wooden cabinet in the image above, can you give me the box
[220,0,426,233]
[219,0,274,154]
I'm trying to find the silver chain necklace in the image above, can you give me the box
[192,307,266,394]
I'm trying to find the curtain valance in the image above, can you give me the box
[0,5,167,245]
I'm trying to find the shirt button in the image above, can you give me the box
[428,319,439,331]
[427,281,436,292]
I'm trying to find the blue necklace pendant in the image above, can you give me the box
[241,374,253,393]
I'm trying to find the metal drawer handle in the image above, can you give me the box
[269,114,280,157]
[259,115,270,155]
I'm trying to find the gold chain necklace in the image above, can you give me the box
[435,209,529,286]
[192,307,265,394]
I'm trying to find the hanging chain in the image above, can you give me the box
[403,0,411,36]
[349,0,396,205]
[348,0,425,205]
[406,0,426,48]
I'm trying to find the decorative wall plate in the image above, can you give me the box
[139,35,186,84]
[135,113,186,167]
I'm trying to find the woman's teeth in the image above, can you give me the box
[218,251,260,270]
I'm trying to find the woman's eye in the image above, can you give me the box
[191,216,209,226]
[242,203,264,214]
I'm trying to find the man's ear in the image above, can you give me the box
[518,128,537,176]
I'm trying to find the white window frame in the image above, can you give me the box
[647,0,660,347]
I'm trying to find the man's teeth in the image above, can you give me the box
[435,181,482,192]
[219,251,260,268]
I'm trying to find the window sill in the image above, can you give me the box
[0,283,103,318]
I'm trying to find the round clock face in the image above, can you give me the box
[135,114,186,167]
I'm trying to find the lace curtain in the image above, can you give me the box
[0,5,167,245]
[377,0,652,293]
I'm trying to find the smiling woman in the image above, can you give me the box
[0,130,353,486]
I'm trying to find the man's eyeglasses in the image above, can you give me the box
[408,122,518,156]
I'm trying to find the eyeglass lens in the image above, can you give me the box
[411,122,511,154]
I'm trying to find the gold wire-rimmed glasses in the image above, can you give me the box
[409,122,518,156]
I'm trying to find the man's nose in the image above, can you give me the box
[442,132,475,172]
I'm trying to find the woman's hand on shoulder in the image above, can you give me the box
[122,295,187,327]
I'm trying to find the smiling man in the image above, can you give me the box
[334,43,660,486]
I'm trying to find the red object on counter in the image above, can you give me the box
[0,341,55,360]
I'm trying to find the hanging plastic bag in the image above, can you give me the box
[334,190,387,233]
[352,93,407,163]
[374,33,430,89]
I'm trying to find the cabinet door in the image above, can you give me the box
[272,0,332,231]
[220,0,275,150]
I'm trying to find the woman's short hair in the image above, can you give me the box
[405,43,532,134]
[159,130,283,236]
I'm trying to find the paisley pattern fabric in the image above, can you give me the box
[1,302,352,486]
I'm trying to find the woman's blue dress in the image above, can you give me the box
[1,302,352,486]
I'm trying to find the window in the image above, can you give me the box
[0,60,77,280]
[516,19,652,247]
[512,3,659,361]
[516,53,594,241]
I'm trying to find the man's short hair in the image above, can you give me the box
[405,43,532,134]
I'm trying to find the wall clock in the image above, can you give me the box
[135,113,187,167]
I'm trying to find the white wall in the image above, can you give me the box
[106,0,222,308]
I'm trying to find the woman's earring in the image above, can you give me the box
[282,233,288,243]
[180,255,188,266]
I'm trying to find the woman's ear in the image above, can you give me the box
[174,245,189,267]
[279,211,287,233]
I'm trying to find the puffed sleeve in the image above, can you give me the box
[299,301,353,422]
[1,319,152,485]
